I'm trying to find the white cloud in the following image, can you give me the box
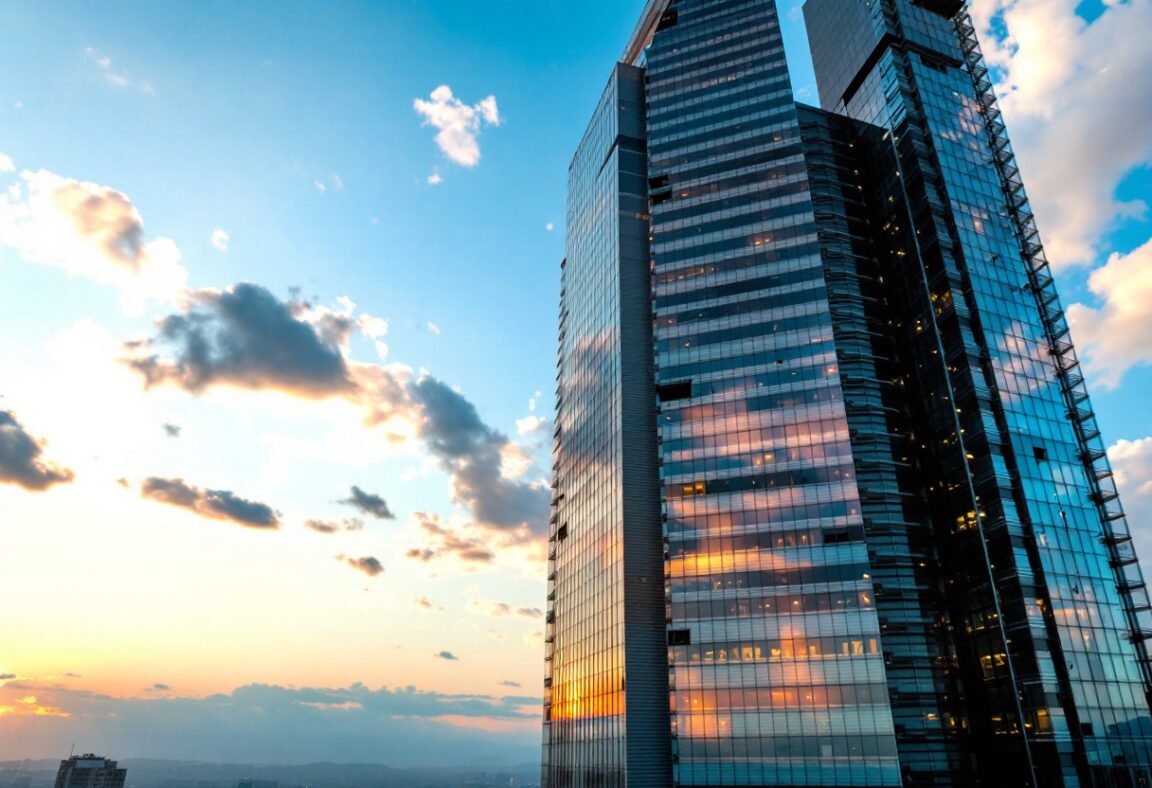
[1067,237,1152,388]
[425,321,441,336]
[0,169,187,308]
[330,174,344,191]
[0,154,14,174]
[1109,437,1152,563]
[358,315,389,340]
[427,171,443,186]
[211,228,230,252]
[970,0,1152,268]
[314,180,327,194]
[545,223,554,232]
[515,416,547,436]
[413,85,500,168]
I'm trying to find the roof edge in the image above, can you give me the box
[623,0,673,64]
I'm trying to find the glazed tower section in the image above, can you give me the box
[804,0,1152,784]
[542,63,670,788]
[646,1,901,785]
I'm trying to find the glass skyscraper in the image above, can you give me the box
[542,1,1152,786]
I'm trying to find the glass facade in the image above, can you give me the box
[544,1,1152,786]
[543,63,670,788]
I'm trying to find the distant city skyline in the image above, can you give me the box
[3,0,1152,767]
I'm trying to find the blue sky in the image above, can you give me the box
[1,0,1151,766]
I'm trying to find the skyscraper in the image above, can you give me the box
[54,756,127,788]
[543,1,1152,786]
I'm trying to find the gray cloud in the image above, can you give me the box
[0,410,75,491]
[435,651,459,661]
[414,597,442,611]
[343,556,384,577]
[145,683,171,692]
[124,284,356,397]
[412,378,548,533]
[340,485,395,520]
[499,680,521,688]
[0,681,537,766]
[122,284,548,537]
[162,423,181,438]
[305,517,364,534]
[0,674,16,680]
[141,477,280,529]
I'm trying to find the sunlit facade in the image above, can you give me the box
[544,1,1152,786]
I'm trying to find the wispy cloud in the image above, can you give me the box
[413,86,500,168]
[84,47,151,94]
[211,228,230,252]
[469,598,543,620]
[140,477,280,529]
[0,153,14,173]
[434,651,459,661]
[0,410,75,492]
[406,513,495,564]
[304,517,364,534]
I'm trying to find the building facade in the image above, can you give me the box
[543,1,1152,786]
[54,756,126,788]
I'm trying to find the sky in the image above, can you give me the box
[1,0,1151,768]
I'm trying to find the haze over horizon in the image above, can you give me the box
[3,0,1152,766]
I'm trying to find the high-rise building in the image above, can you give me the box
[54,756,126,788]
[542,1,1152,786]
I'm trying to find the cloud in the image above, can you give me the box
[407,513,495,564]
[412,377,548,534]
[427,171,443,186]
[0,681,537,766]
[435,651,459,661]
[413,86,500,167]
[425,321,441,335]
[123,284,548,537]
[145,683,171,693]
[0,154,14,173]
[342,556,384,577]
[1066,237,1152,388]
[470,598,543,620]
[545,223,554,232]
[499,680,521,688]
[970,0,1152,267]
[140,477,280,529]
[162,423,181,438]
[515,415,547,436]
[211,228,230,252]
[124,283,357,397]
[84,48,142,91]
[0,169,186,304]
[304,517,364,534]
[0,674,16,681]
[0,410,75,492]
[340,485,395,520]
[1110,437,1152,564]
[414,597,443,611]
